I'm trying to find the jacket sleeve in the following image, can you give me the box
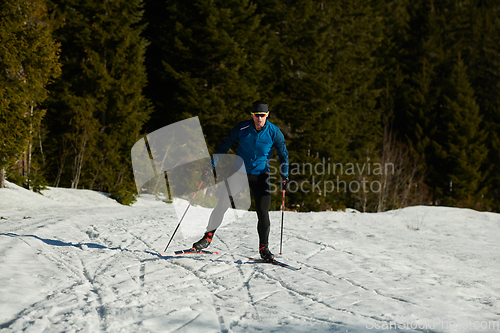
[211,123,240,167]
[274,128,289,178]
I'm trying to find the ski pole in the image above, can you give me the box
[279,186,286,255]
[163,180,204,252]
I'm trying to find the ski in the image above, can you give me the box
[248,257,301,271]
[174,248,219,255]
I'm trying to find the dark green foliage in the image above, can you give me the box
[2,0,500,211]
[0,0,61,188]
[433,60,486,206]
[110,181,137,205]
[379,0,498,210]
[6,161,49,193]
[43,0,151,197]
[257,0,382,211]
[264,0,342,211]
[463,1,500,211]
[143,0,270,149]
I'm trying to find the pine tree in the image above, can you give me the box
[257,0,381,211]
[433,59,486,206]
[398,0,444,161]
[44,0,151,201]
[254,0,337,211]
[427,0,490,207]
[386,0,452,205]
[464,1,500,210]
[384,0,492,208]
[143,0,270,149]
[0,0,61,189]
[331,0,383,211]
[373,0,410,127]
[429,0,500,210]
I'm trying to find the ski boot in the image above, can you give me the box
[192,230,215,251]
[259,244,274,262]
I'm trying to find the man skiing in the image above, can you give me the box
[192,100,289,261]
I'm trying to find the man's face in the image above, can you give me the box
[252,112,268,130]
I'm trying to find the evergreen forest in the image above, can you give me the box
[1,0,500,213]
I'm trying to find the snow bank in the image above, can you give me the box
[0,181,66,211]
[0,181,168,211]
[1,181,500,332]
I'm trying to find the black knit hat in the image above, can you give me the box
[251,101,268,113]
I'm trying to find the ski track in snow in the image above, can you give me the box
[1,185,500,332]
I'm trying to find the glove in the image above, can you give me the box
[201,167,212,183]
[281,176,289,191]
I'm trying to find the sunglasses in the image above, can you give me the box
[252,112,268,118]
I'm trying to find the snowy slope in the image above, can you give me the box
[1,181,499,332]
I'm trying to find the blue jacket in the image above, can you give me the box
[213,119,289,177]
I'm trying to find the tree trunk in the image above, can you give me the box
[71,133,88,189]
[0,168,5,188]
[71,146,85,189]
[27,104,33,190]
[377,127,390,213]
[54,137,68,187]
[39,123,45,166]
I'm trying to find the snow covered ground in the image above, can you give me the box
[1,181,499,333]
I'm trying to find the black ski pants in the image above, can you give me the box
[206,172,271,246]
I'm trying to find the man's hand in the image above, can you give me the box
[201,168,212,184]
[281,176,289,191]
